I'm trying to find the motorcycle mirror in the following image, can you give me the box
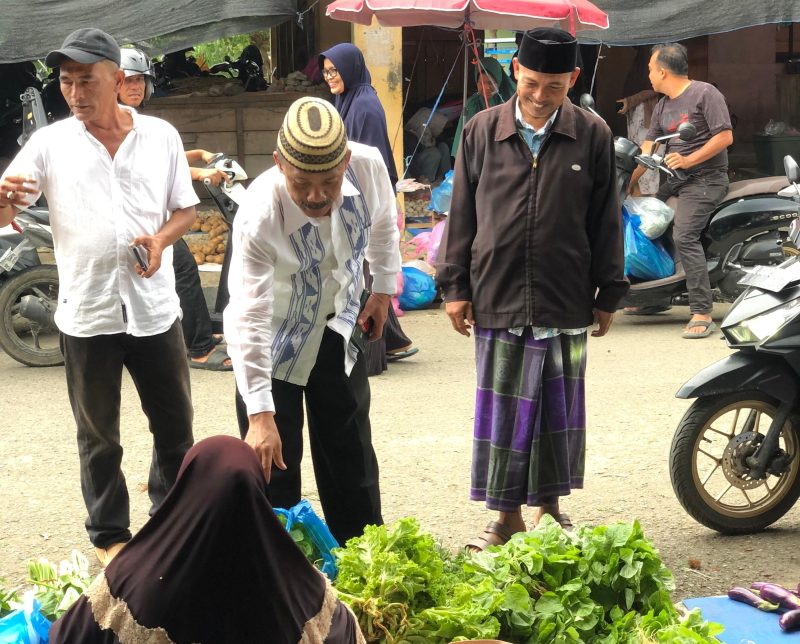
[579,93,595,110]
[677,122,697,141]
[784,155,800,183]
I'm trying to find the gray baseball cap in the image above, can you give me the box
[45,28,121,67]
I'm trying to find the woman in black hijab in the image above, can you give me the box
[49,435,364,644]
[319,43,418,375]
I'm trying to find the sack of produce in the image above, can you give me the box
[274,499,339,580]
[623,211,675,280]
[399,265,437,310]
[429,170,454,214]
[623,197,674,240]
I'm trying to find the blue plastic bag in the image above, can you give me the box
[0,594,51,644]
[398,266,437,310]
[274,499,339,580]
[428,170,453,213]
[623,210,675,280]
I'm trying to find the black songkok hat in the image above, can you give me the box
[517,27,578,74]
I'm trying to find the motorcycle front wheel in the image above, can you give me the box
[0,265,63,367]
[670,391,800,534]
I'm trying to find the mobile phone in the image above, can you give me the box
[130,245,149,271]
[350,290,373,353]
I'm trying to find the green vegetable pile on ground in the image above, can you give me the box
[0,550,94,622]
[332,516,723,644]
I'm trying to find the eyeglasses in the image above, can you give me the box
[322,68,339,80]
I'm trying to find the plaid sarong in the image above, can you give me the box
[470,326,587,511]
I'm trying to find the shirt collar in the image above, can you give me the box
[282,174,360,235]
[515,101,557,134]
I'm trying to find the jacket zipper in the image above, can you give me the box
[523,132,552,325]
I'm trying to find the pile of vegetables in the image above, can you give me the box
[0,551,94,622]
[728,581,800,632]
[332,516,723,643]
[186,212,229,265]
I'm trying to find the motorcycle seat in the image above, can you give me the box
[723,176,789,202]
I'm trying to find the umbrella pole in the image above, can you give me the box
[462,26,468,119]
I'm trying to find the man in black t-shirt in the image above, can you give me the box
[629,42,733,338]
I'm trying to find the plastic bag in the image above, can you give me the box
[427,220,446,266]
[405,231,431,260]
[0,594,51,644]
[623,211,675,280]
[428,170,453,214]
[274,499,339,580]
[398,265,437,310]
[622,197,674,240]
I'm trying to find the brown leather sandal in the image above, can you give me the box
[465,521,515,552]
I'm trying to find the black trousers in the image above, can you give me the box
[656,169,729,314]
[173,239,214,357]
[235,327,382,544]
[60,319,194,548]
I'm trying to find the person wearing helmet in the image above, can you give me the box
[119,46,232,370]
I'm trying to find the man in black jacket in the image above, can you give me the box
[438,28,628,550]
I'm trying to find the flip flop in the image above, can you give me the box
[212,334,225,346]
[465,521,515,552]
[533,511,575,532]
[682,320,717,339]
[386,346,419,361]
[189,348,233,371]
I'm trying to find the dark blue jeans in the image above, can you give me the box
[60,318,194,548]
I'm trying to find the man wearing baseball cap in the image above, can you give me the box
[438,27,628,548]
[224,96,400,544]
[0,28,198,566]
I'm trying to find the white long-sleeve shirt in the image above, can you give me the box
[1,107,198,337]
[224,141,401,415]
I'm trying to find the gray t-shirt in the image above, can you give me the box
[646,80,732,172]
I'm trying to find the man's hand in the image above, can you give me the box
[446,300,475,337]
[591,309,614,337]
[130,234,168,278]
[616,98,629,115]
[191,167,229,187]
[0,175,37,209]
[664,152,692,170]
[245,412,286,482]
[357,292,390,340]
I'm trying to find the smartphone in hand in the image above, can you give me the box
[350,290,373,353]
[130,245,149,271]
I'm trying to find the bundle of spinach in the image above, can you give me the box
[332,516,722,644]
[276,511,325,569]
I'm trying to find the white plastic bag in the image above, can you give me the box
[623,196,674,240]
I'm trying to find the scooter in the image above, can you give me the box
[669,155,800,534]
[580,94,798,310]
[0,87,59,367]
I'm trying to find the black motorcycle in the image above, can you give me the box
[669,155,800,534]
[580,94,798,310]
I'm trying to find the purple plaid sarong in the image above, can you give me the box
[470,326,587,512]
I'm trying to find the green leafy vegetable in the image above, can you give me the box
[26,550,94,621]
[333,516,722,644]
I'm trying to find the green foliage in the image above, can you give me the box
[26,550,94,621]
[333,516,723,644]
[193,35,253,67]
[0,579,21,618]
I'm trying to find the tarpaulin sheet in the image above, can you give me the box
[0,0,297,64]
[577,0,800,45]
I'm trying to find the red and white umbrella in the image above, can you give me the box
[325,0,608,34]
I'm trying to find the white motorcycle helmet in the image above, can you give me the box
[120,47,155,101]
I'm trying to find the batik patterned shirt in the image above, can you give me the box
[224,142,400,415]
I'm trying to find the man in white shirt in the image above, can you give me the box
[224,97,400,543]
[0,28,198,566]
